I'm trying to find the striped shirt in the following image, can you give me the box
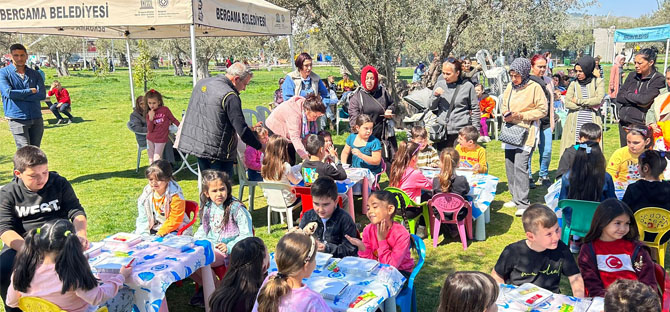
[416,146,440,168]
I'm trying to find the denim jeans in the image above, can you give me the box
[528,127,553,178]
[49,102,74,120]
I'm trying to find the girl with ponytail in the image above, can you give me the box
[433,148,470,198]
[253,232,331,312]
[622,150,670,213]
[6,219,132,312]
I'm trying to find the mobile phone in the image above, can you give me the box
[504,112,513,118]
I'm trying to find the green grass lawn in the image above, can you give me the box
[0,64,664,312]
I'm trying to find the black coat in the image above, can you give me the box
[616,70,666,125]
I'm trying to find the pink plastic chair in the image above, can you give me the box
[429,193,473,250]
[371,161,387,191]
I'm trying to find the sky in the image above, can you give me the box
[581,0,661,17]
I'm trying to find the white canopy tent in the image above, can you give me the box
[0,0,292,105]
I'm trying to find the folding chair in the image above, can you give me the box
[169,134,199,176]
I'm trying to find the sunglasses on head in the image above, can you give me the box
[623,126,649,136]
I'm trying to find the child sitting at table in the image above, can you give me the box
[190,170,253,305]
[556,122,601,179]
[411,126,440,168]
[208,237,269,312]
[340,114,383,175]
[455,126,487,174]
[298,177,358,258]
[244,125,269,182]
[607,125,653,183]
[6,219,133,312]
[301,134,347,184]
[491,204,584,297]
[622,150,670,213]
[604,279,661,312]
[261,135,302,206]
[437,271,498,312]
[318,130,336,164]
[346,190,414,276]
[578,199,656,297]
[433,148,470,198]
[389,141,433,203]
[559,142,616,202]
[135,159,190,236]
[254,232,332,312]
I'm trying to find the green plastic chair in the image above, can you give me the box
[385,187,432,240]
[558,199,600,244]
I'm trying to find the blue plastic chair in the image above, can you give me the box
[396,234,425,312]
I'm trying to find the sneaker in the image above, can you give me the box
[540,176,552,188]
[529,178,536,189]
[67,118,73,124]
[515,208,526,217]
[56,119,63,125]
[503,201,517,208]
[483,136,491,143]
[189,288,205,308]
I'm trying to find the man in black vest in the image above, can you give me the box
[178,62,262,178]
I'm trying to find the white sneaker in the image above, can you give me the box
[503,201,517,208]
[515,208,526,217]
[483,136,491,142]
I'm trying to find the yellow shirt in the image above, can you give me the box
[606,147,641,183]
[337,79,357,91]
[455,144,487,174]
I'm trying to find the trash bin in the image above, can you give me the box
[563,58,570,66]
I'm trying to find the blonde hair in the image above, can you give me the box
[438,148,460,193]
[256,233,316,312]
[261,135,290,181]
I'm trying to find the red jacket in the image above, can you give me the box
[147,106,179,143]
[48,87,70,105]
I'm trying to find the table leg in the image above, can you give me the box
[362,177,369,215]
[201,264,215,312]
[475,215,486,241]
[347,189,355,221]
[382,296,397,311]
[485,208,490,223]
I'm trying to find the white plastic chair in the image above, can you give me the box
[485,95,500,140]
[258,182,301,233]
[255,106,271,123]
[336,96,350,135]
[242,109,260,126]
[126,123,147,173]
[236,154,258,212]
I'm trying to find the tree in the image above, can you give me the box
[132,40,155,93]
[31,35,82,76]
[556,26,595,55]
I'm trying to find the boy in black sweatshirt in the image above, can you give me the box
[0,146,87,312]
[301,134,347,184]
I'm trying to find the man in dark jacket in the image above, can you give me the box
[177,62,262,178]
[0,146,88,312]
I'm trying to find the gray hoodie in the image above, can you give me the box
[429,76,480,135]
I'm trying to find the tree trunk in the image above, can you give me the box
[424,10,473,89]
[173,57,184,76]
[57,60,70,77]
[119,53,128,67]
[144,78,148,93]
[196,57,210,81]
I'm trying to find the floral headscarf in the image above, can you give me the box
[509,58,531,90]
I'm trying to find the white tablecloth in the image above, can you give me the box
[89,235,214,312]
[497,284,603,312]
[268,252,406,312]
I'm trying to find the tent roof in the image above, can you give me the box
[0,0,291,38]
[614,24,670,43]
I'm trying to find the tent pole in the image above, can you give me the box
[126,39,135,108]
[288,35,295,71]
[190,24,197,87]
[665,38,669,73]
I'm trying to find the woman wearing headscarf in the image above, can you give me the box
[501,58,547,216]
[608,55,625,121]
[348,65,397,163]
[616,47,666,147]
[428,58,480,150]
[559,56,605,157]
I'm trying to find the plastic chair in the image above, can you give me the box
[255,105,271,123]
[242,109,260,126]
[429,193,472,250]
[126,123,147,173]
[385,187,432,240]
[635,207,670,268]
[396,234,425,312]
[336,96,350,135]
[258,182,302,233]
[294,186,314,218]
[558,199,600,245]
[18,297,108,312]
[236,155,258,211]
[371,161,387,191]
[178,200,199,235]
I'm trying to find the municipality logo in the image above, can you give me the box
[140,0,154,9]
[158,0,169,8]
[197,0,203,21]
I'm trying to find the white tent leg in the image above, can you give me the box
[190,24,197,87]
[126,39,135,108]
[288,35,295,71]
[665,38,669,73]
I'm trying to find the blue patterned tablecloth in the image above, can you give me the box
[89,234,214,312]
[496,284,603,312]
[466,174,500,220]
[268,252,406,312]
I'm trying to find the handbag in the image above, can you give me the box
[428,84,462,141]
[499,88,529,147]
[359,91,397,160]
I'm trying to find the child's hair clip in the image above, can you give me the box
[578,143,592,154]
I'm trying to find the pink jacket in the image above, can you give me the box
[265,96,309,160]
[397,167,432,202]
[7,263,125,312]
[244,145,263,171]
[359,221,414,272]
